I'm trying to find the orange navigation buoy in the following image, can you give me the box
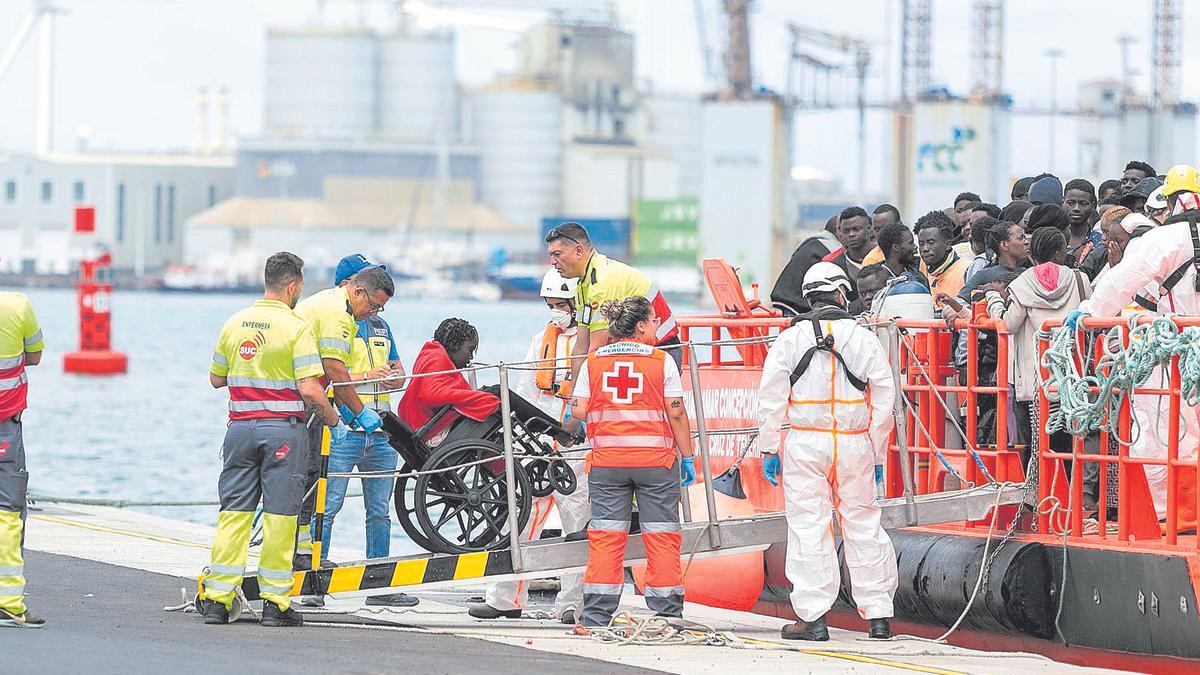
[63,206,127,375]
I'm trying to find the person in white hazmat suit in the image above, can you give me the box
[756,261,899,641]
[468,269,590,624]
[1069,164,1200,530]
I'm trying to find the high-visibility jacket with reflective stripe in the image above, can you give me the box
[0,292,43,420]
[295,286,358,371]
[584,341,675,469]
[575,252,678,345]
[211,299,325,421]
[349,315,397,412]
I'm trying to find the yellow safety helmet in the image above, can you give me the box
[1162,164,1200,196]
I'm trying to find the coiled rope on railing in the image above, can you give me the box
[1040,317,1200,441]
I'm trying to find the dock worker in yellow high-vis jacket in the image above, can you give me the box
[0,290,44,628]
[292,264,394,569]
[201,252,343,627]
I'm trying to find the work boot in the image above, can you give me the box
[558,608,577,625]
[868,618,892,639]
[468,603,522,619]
[0,607,46,629]
[781,613,829,641]
[366,593,420,608]
[199,599,229,625]
[260,602,304,627]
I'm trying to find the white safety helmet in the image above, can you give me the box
[540,268,578,300]
[801,261,853,299]
[1146,186,1168,211]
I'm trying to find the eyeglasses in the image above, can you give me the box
[355,286,386,313]
[546,226,582,246]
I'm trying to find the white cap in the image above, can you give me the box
[1146,185,1168,210]
[801,261,853,298]
[540,268,577,299]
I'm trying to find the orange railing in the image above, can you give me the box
[882,318,1025,516]
[1036,316,1200,552]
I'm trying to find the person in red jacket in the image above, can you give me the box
[397,318,499,443]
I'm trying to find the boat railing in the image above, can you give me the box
[1036,315,1200,552]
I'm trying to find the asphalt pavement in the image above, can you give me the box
[6,551,659,675]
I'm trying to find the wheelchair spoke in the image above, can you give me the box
[436,501,469,529]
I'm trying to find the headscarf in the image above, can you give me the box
[999,200,1033,224]
[1024,203,1069,234]
[1100,206,1132,233]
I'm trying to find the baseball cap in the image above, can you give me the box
[333,253,385,286]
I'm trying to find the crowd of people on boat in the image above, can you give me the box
[769,161,1200,523]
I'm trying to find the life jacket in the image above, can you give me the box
[535,324,564,393]
[788,307,868,392]
[584,340,675,470]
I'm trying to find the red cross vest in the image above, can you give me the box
[584,340,675,470]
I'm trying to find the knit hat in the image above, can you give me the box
[1027,176,1064,205]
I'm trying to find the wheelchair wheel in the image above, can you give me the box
[413,439,532,554]
[525,458,556,498]
[549,459,577,496]
[392,465,438,552]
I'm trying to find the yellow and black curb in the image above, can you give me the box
[239,549,516,601]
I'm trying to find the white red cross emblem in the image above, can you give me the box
[602,361,643,405]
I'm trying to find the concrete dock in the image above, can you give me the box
[12,503,1123,674]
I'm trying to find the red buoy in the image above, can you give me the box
[64,206,127,375]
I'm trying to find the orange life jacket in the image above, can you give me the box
[535,324,564,393]
[584,340,675,469]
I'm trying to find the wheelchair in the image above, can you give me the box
[383,390,581,555]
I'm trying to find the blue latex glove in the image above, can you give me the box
[1065,309,1087,331]
[680,456,696,487]
[330,423,350,445]
[763,453,782,487]
[337,404,357,427]
[355,407,383,434]
[875,465,885,487]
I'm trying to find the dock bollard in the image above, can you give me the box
[497,364,525,571]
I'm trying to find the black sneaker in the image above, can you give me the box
[558,608,577,625]
[365,593,419,607]
[261,602,304,627]
[868,618,892,639]
[467,603,521,619]
[200,599,229,625]
[0,607,45,629]
[298,595,325,608]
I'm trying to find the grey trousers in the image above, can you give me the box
[219,418,309,516]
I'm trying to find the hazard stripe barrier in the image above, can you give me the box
[238,549,516,602]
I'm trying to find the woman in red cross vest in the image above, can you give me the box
[568,296,695,628]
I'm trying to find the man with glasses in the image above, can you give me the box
[545,222,681,400]
[302,255,416,607]
[293,263,395,571]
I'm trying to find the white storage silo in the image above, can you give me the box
[265,28,377,139]
[378,31,458,142]
[467,88,563,241]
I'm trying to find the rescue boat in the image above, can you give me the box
[667,258,1200,673]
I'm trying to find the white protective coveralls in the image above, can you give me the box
[1083,223,1200,517]
[756,313,898,622]
[484,326,590,615]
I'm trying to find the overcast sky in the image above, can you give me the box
[1,0,1197,197]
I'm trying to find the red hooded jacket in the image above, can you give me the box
[396,340,500,438]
